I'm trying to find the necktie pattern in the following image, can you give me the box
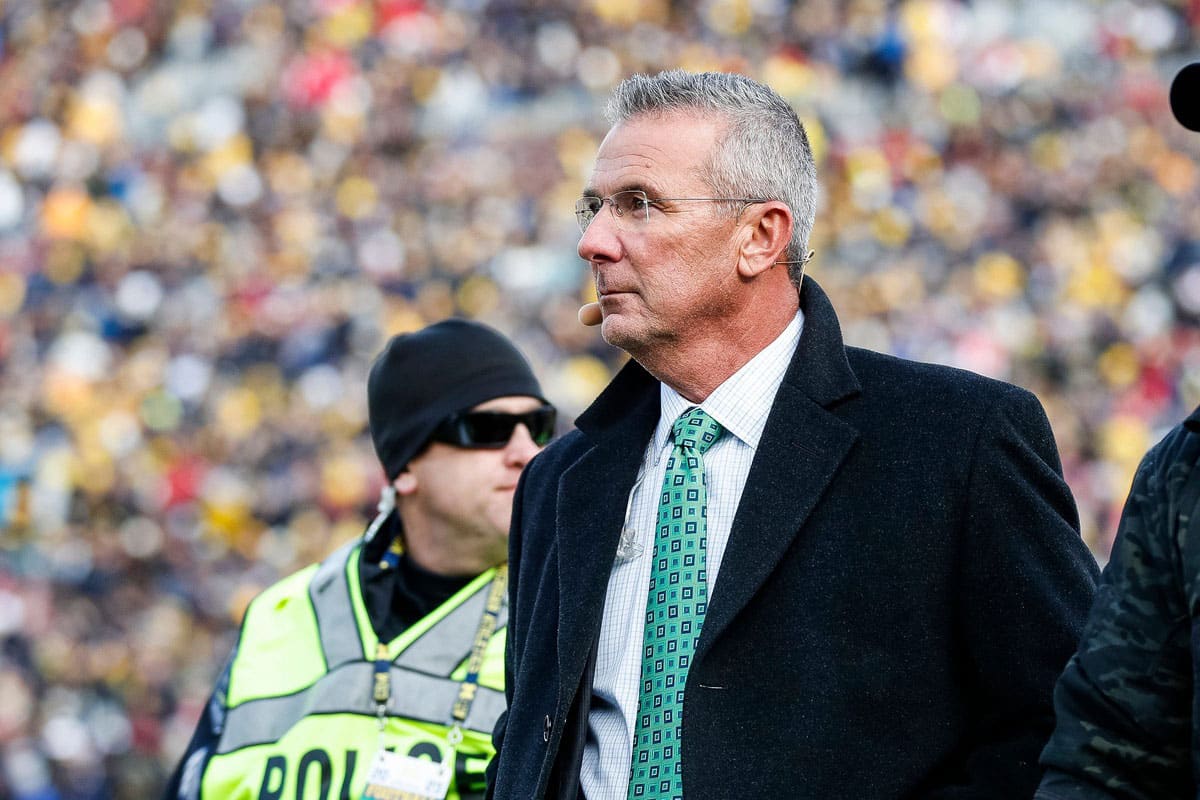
[628,407,724,800]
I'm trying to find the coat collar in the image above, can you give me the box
[556,278,863,679]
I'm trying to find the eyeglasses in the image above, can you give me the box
[574,190,769,232]
[429,405,557,449]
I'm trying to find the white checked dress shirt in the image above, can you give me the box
[579,311,804,799]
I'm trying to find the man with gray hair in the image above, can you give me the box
[488,70,1098,799]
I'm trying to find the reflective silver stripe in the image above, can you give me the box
[215,662,507,754]
[394,578,508,675]
[309,540,362,669]
[175,747,206,799]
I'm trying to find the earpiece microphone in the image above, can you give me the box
[578,302,602,326]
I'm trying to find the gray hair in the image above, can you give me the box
[605,70,818,287]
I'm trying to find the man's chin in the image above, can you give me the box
[599,314,641,350]
[603,322,666,366]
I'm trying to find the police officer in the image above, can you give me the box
[164,319,556,800]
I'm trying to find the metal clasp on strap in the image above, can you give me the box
[373,642,390,732]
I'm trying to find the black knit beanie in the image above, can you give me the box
[368,319,547,479]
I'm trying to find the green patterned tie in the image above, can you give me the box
[628,407,724,800]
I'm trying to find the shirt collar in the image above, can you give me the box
[655,310,804,451]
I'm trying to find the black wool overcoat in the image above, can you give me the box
[487,279,1099,800]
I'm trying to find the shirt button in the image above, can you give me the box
[543,715,553,742]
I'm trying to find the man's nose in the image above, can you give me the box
[503,424,543,467]
[578,209,622,264]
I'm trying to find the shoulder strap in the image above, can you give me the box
[309,539,365,669]
[395,568,508,676]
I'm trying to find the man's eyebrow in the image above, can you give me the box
[579,181,661,197]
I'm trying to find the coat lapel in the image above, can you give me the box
[698,279,862,656]
[554,280,862,671]
[555,362,660,685]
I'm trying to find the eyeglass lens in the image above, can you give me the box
[449,407,556,447]
[574,191,650,232]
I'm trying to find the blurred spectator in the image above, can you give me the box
[1,0,1199,796]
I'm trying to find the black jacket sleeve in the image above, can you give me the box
[1036,422,1199,800]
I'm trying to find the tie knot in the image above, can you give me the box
[671,407,724,455]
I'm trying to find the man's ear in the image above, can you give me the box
[394,471,419,497]
[737,201,793,279]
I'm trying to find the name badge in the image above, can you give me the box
[361,749,452,800]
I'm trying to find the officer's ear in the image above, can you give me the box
[394,470,419,497]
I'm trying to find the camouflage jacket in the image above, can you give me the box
[1036,407,1200,799]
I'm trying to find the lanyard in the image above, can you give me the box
[373,565,509,745]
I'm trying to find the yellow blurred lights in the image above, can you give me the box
[85,200,132,256]
[973,252,1025,301]
[320,453,370,510]
[557,355,615,411]
[322,3,374,48]
[905,43,957,92]
[204,133,254,181]
[74,448,116,497]
[588,0,668,26]
[66,95,123,147]
[1100,414,1150,470]
[456,275,501,317]
[1097,343,1140,390]
[702,0,754,36]
[762,55,819,101]
[1065,260,1126,311]
[336,175,378,219]
[41,187,92,240]
[215,387,263,441]
[0,272,27,317]
[870,207,912,248]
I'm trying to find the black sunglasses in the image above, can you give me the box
[429,405,557,449]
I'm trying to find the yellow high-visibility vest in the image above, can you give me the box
[185,540,507,800]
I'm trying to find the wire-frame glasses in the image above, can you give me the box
[574,190,769,232]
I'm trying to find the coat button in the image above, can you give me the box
[542,715,553,742]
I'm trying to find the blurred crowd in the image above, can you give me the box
[1,0,1199,796]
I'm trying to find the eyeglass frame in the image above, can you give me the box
[426,405,557,451]
[574,189,771,233]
